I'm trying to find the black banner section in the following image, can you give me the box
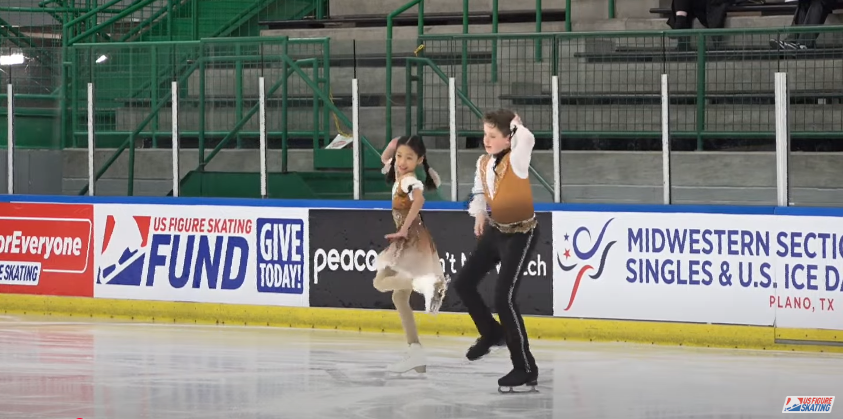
[309,209,553,316]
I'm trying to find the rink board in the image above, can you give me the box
[0,195,842,353]
[2,293,842,354]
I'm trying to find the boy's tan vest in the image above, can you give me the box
[479,153,535,228]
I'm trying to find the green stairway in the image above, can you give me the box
[140,0,319,42]
[177,170,446,201]
[72,0,324,147]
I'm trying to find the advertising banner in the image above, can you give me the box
[309,209,553,315]
[93,204,309,307]
[553,211,843,331]
[0,203,94,297]
[768,215,843,330]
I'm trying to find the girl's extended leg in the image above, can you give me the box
[387,288,427,373]
[392,289,419,344]
[373,267,413,292]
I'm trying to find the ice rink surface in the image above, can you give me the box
[1,314,841,419]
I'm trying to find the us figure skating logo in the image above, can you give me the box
[556,218,616,311]
[97,214,150,286]
[782,397,835,413]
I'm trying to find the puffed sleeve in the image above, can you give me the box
[509,121,535,179]
[400,175,424,200]
[468,156,487,218]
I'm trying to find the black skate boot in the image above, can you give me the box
[497,368,539,393]
[466,333,505,361]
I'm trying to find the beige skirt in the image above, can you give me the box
[376,211,444,281]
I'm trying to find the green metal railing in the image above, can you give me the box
[385,0,425,143]
[403,56,554,194]
[69,36,378,196]
[63,0,325,45]
[386,0,556,144]
[415,26,843,152]
[1,0,325,49]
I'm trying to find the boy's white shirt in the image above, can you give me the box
[468,121,536,218]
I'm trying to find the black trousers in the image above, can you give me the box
[786,0,834,46]
[454,223,539,372]
[668,0,732,29]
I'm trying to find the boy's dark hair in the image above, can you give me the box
[483,109,516,138]
[384,135,438,191]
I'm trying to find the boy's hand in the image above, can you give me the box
[474,214,486,237]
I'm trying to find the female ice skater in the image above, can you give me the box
[373,135,450,374]
[453,109,540,392]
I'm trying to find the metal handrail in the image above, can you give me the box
[66,0,160,44]
[405,56,555,196]
[75,37,375,195]
[420,24,843,40]
[385,0,425,144]
[76,42,203,196]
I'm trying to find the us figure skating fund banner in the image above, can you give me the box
[93,204,309,307]
[552,211,843,330]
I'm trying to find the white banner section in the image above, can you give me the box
[553,211,843,331]
[93,204,309,307]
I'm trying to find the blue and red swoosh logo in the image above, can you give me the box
[557,218,616,311]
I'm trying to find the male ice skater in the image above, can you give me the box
[454,109,539,391]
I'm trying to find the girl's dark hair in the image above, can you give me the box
[384,135,438,191]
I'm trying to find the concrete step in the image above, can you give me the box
[63,149,316,181]
[62,178,174,197]
[61,148,843,205]
[186,61,557,99]
[260,22,568,46]
[568,0,662,22]
[115,105,408,148]
[424,104,843,133]
[114,101,841,147]
[328,0,566,17]
[510,59,843,95]
[188,66,409,98]
[573,15,795,32]
[572,15,843,52]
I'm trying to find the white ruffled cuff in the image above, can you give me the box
[468,194,487,218]
[381,158,392,174]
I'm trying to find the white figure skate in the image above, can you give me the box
[387,343,427,374]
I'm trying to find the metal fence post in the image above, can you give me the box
[87,83,94,196]
[352,78,360,200]
[449,77,457,201]
[7,83,14,195]
[552,75,561,203]
[775,72,790,207]
[172,81,180,197]
[259,76,268,198]
[661,74,671,205]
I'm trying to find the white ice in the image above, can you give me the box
[1,314,841,419]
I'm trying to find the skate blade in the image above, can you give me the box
[470,344,506,361]
[497,382,539,394]
[387,365,427,374]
